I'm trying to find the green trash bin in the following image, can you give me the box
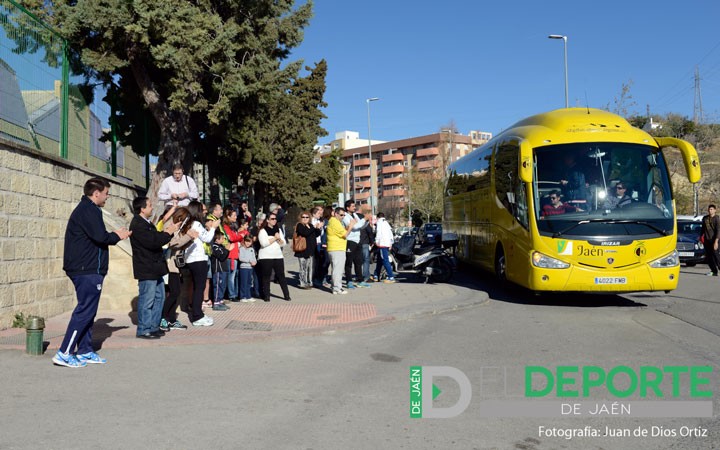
[25,316,45,356]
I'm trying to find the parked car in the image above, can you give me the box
[676,215,704,266]
[418,223,442,246]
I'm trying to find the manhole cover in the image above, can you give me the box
[316,315,340,321]
[225,320,272,331]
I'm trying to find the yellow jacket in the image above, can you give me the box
[326,217,347,252]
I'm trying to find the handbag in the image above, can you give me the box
[292,229,307,253]
[173,251,187,268]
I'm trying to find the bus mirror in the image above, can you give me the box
[654,137,701,183]
[519,139,533,183]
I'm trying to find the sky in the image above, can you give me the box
[292,0,720,144]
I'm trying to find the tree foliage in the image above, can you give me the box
[16,0,334,208]
[605,79,637,118]
[406,167,444,223]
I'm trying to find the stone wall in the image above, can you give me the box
[0,139,140,329]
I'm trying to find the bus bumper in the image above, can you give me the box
[526,265,679,293]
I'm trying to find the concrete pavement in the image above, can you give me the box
[0,254,489,354]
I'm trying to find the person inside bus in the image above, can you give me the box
[542,190,582,216]
[559,153,589,204]
[603,181,633,210]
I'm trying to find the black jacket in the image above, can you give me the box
[293,223,319,258]
[359,223,375,246]
[210,242,230,273]
[63,196,121,277]
[129,215,172,280]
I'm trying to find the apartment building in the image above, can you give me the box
[337,130,492,211]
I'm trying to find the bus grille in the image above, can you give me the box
[578,262,639,269]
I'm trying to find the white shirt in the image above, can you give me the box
[311,217,324,244]
[158,175,199,207]
[375,218,394,248]
[258,228,285,260]
[184,221,215,263]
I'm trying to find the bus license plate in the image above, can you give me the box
[679,252,694,257]
[594,277,627,285]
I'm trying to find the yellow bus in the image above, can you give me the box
[444,108,701,293]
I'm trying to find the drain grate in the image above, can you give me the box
[316,315,340,321]
[225,320,272,331]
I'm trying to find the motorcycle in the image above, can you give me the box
[376,232,457,283]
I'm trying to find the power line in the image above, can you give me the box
[655,38,720,104]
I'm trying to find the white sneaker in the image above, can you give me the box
[332,289,348,295]
[192,316,214,327]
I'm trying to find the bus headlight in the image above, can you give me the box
[648,250,680,268]
[532,251,570,269]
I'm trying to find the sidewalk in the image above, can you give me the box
[0,257,488,352]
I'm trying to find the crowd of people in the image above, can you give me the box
[53,172,401,367]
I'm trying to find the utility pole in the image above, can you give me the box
[693,66,704,124]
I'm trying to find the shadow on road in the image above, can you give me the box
[449,265,647,308]
[91,318,130,350]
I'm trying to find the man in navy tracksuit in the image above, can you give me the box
[53,178,131,368]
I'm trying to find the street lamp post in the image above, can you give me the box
[366,97,380,215]
[548,34,569,108]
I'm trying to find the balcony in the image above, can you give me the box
[383,176,404,186]
[382,152,405,163]
[353,157,370,166]
[382,164,404,175]
[353,180,372,189]
[416,147,439,158]
[382,188,406,198]
[416,159,440,171]
[355,191,371,201]
[353,169,371,178]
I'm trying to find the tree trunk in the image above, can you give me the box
[127,44,193,214]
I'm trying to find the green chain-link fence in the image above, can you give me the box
[0,0,148,187]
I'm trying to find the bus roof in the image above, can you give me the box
[495,108,655,149]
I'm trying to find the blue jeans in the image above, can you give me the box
[375,247,394,279]
[59,274,104,355]
[239,268,253,299]
[361,244,371,281]
[137,279,165,336]
[225,262,238,299]
[213,272,226,303]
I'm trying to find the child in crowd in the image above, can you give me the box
[238,219,250,241]
[238,235,257,302]
[210,229,230,311]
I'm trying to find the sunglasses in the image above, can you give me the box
[268,217,277,220]
[338,214,346,217]
[550,196,558,200]
[616,186,626,190]
[301,216,310,219]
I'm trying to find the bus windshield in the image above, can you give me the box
[534,142,674,238]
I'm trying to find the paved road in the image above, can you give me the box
[1,263,719,449]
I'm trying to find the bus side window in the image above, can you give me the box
[495,141,528,228]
